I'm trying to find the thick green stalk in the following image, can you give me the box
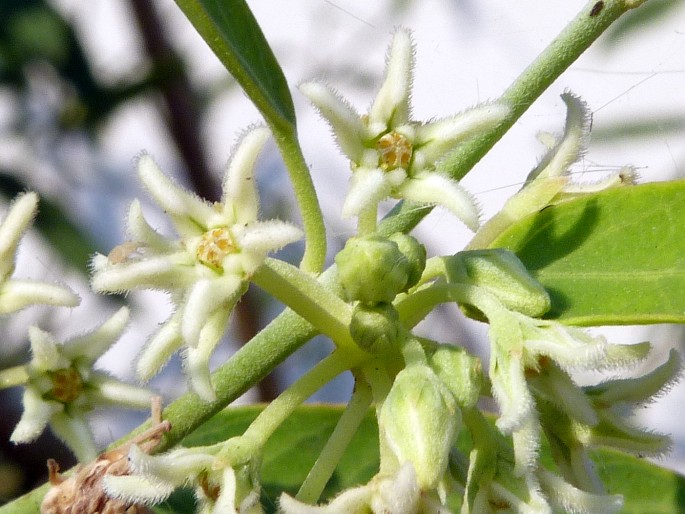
[378,0,645,238]
[252,258,357,353]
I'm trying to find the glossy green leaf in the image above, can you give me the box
[155,405,685,514]
[173,0,295,128]
[489,180,685,325]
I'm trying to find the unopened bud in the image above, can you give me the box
[379,365,460,489]
[447,249,551,317]
[350,302,401,354]
[335,236,410,304]
[428,344,482,409]
[388,233,426,290]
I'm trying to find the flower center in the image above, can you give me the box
[376,131,413,171]
[196,227,236,269]
[48,368,83,404]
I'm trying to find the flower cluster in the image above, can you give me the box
[10,307,154,461]
[0,16,680,514]
[90,128,303,400]
[301,28,509,232]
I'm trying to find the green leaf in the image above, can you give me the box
[591,448,685,514]
[160,405,685,514]
[173,0,295,128]
[489,180,685,325]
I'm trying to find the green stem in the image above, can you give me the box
[251,258,360,354]
[271,126,327,273]
[219,349,362,463]
[378,0,643,238]
[357,206,378,236]
[296,376,373,503]
[0,365,28,389]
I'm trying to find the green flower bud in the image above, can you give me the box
[388,233,426,290]
[428,344,482,409]
[379,365,460,490]
[349,302,400,354]
[447,249,551,317]
[335,236,410,304]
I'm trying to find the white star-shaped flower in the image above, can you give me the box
[300,28,509,231]
[0,192,79,313]
[90,128,303,400]
[10,307,153,462]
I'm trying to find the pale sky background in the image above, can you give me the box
[3,0,685,472]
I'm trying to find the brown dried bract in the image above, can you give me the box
[41,398,171,514]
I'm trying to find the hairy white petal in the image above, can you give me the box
[126,199,174,250]
[527,92,591,182]
[280,485,371,514]
[128,444,215,483]
[368,28,413,128]
[299,82,366,163]
[529,364,598,426]
[28,326,67,370]
[87,374,153,409]
[0,192,37,277]
[538,469,623,514]
[136,312,183,382]
[104,474,175,505]
[49,411,97,462]
[181,277,242,349]
[512,417,541,477]
[137,154,215,235]
[235,221,303,260]
[416,102,510,162]
[62,306,129,363]
[371,464,420,514]
[91,254,193,293]
[0,279,79,314]
[588,348,681,405]
[211,467,238,514]
[492,359,535,434]
[222,128,269,223]
[490,477,551,514]
[398,172,480,231]
[10,388,59,443]
[184,307,232,401]
[342,167,394,219]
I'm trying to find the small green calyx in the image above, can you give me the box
[47,367,83,404]
[388,233,426,290]
[336,235,411,304]
[447,249,551,317]
[428,344,483,409]
[350,302,401,354]
[379,364,460,490]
